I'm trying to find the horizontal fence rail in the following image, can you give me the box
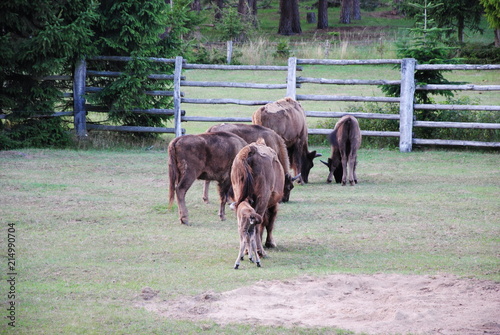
[2,56,499,151]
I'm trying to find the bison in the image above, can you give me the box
[321,115,362,185]
[231,139,284,257]
[205,123,300,202]
[168,132,247,225]
[233,200,262,269]
[252,97,321,184]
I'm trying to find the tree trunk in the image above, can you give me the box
[352,0,361,20]
[495,29,500,48]
[279,0,302,35]
[340,0,352,24]
[317,0,328,29]
[215,0,224,20]
[457,15,464,43]
[238,0,248,16]
[190,0,201,12]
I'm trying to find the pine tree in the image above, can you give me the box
[381,0,461,137]
[0,0,98,148]
[89,0,200,134]
[480,0,500,47]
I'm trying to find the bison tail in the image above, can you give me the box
[235,160,255,208]
[167,143,177,206]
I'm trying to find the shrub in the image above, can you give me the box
[458,43,500,64]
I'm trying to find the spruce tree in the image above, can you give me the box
[381,0,461,137]
[89,0,199,134]
[0,0,98,148]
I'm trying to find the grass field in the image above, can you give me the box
[1,148,498,334]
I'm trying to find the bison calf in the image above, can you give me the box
[322,115,362,186]
[234,201,262,269]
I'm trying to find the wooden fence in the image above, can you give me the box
[3,56,499,152]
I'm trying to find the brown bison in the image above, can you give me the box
[231,139,284,257]
[205,123,300,202]
[233,200,262,269]
[252,97,321,184]
[321,115,362,186]
[168,132,247,225]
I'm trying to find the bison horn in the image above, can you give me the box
[320,160,329,167]
[315,153,322,157]
[292,173,301,181]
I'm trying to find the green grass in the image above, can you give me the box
[1,148,498,334]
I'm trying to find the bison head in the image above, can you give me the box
[300,151,322,184]
[321,156,343,184]
[281,173,301,203]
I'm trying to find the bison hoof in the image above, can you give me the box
[234,264,239,269]
[256,262,261,267]
[326,179,332,184]
[265,241,276,248]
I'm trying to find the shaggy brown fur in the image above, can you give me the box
[322,115,362,186]
[252,97,321,184]
[206,123,299,202]
[234,201,262,269]
[231,139,284,256]
[168,132,247,225]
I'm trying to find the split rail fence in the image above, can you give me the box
[3,56,500,152]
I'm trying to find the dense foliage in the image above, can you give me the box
[0,1,98,149]
[0,0,200,148]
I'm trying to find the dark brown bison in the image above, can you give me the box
[233,200,262,269]
[321,115,362,186]
[205,123,300,202]
[231,139,284,257]
[252,97,321,184]
[168,132,247,225]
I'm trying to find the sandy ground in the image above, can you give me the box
[138,273,500,335]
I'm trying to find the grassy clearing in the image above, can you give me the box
[0,148,498,334]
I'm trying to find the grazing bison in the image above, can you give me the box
[233,200,262,269]
[168,132,247,225]
[252,97,321,184]
[321,115,362,186]
[205,123,300,202]
[231,139,284,256]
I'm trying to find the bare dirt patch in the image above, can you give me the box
[138,273,500,335]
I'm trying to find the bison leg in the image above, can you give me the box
[255,224,267,257]
[175,174,197,225]
[264,205,278,248]
[352,156,358,184]
[341,153,348,186]
[216,184,228,221]
[202,180,210,204]
[249,233,261,267]
[234,235,246,269]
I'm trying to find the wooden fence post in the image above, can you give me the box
[226,40,233,65]
[174,56,183,137]
[287,57,297,99]
[73,58,88,139]
[399,58,416,152]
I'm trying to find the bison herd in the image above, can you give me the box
[168,97,362,269]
